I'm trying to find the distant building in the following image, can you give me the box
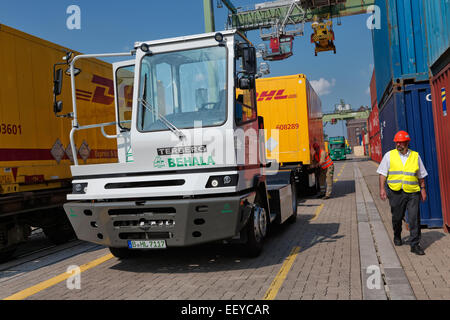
[346,106,369,148]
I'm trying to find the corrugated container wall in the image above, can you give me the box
[430,64,450,232]
[368,103,380,138]
[423,0,450,71]
[369,132,382,163]
[379,82,443,228]
[372,0,429,105]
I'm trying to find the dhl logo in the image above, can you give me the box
[256,90,296,101]
[76,75,114,105]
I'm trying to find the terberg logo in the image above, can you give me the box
[76,75,115,105]
[256,89,296,102]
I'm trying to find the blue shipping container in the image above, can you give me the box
[379,82,443,228]
[423,0,450,70]
[372,0,429,105]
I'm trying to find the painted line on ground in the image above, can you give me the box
[3,253,114,300]
[334,163,347,182]
[311,204,324,221]
[263,246,301,300]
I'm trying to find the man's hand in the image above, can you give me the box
[420,189,427,202]
[380,187,387,201]
[379,175,387,201]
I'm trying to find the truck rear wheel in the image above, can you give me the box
[287,175,298,224]
[243,203,267,257]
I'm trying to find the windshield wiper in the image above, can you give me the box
[139,97,186,141]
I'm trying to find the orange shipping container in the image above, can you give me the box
[0,24,119,257]
[255,74,324,165]
[0,24,117,196]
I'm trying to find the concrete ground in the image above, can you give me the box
[358,158,450,300]
[1,158,449,300]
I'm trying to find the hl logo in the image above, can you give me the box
[256,90,296,102]
[76,75,115,106]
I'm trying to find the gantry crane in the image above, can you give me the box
[322,99,370,124]
[207,0,375,60]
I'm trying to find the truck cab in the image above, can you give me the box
[59,30,297,258]
[328,136,346,161]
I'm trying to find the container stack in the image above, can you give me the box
[368,70,382,163]
[424,1,450,232]
[371,0,447,229]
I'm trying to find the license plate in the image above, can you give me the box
[128,240,167,249]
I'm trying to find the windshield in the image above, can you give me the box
[330,143,345,150]
[138,46,227,132]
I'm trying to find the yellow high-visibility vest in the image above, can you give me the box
[387,149,420,193]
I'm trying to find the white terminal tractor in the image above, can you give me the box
[56,30,298,259]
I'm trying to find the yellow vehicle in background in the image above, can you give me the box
[0,24,118,260]
[324,140,329,153]
[254,74,324,195]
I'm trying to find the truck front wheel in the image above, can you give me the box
[243,203,267,257]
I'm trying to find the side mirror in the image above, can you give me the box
[238,76,255,90]
[242,47,257,75]
[53,68,63,96]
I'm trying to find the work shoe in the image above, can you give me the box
[411,245,425,256]
[323,195,331,200]
[393,237,402,246]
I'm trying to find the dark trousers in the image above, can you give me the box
[387,188,421,247]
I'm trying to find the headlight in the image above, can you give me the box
[206,175,238,188]
[211,179,219,188]
[72,183,88,194]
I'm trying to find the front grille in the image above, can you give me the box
[105,180,185,189]
[113,219,175,228]
[119,232,172,240]
[108,207,176,216]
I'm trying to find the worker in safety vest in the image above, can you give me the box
[312,142,334,199]
[377,131,428,256]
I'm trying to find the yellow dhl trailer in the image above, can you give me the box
[255,74,324,194]
[0,24,117,260]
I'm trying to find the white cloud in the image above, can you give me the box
[310,78,336,96]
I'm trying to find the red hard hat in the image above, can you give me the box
[313,142,320,149]
[393,130,411,142]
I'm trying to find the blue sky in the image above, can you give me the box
[0,0,374,138]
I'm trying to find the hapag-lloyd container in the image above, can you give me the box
[372,0,429,105]
[423,0,450,71]
[430,63,450,232]
[379,82,443,228]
